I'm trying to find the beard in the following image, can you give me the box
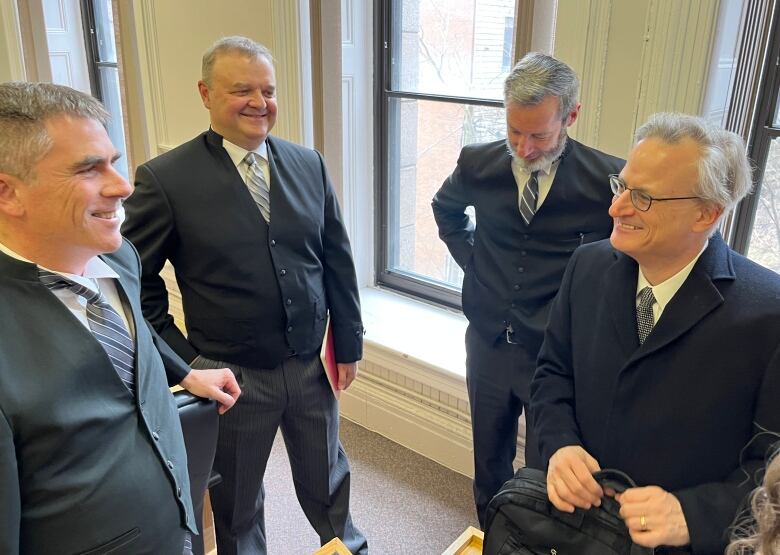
[506,129,568,172]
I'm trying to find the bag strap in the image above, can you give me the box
[593,468,638,494]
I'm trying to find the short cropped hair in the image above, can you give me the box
[636,113,753,214]
[0,82,109,181]
[201,36,274,87]
[503,52,579,121]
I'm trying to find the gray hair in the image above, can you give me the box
[503,52,579,121]
[201,36,274,87]
[636,113,753,215]
[0,81,109,180]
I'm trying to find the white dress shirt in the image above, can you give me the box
[222,137,271,188]
[511,155,561,214]
[636,240,709,325]
[0,241,135,338]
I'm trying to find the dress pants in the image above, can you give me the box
[192,353,367,555]
[465,324,543,528]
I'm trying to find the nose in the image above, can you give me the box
[105,167,133,200]
[248,91,267,109]
[515,137,535,158]
[608,189,634,217]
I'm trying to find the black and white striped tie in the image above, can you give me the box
[39,270,135,393]
[245,152,271,223]
[636,286,656,345]
[519,170,540,226]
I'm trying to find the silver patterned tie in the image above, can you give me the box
[636,286,656,345]
[519,170,540,226]
[245,152,271,223]
[39,270,135,393]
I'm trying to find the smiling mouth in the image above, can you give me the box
[92,210,119,220]
[616,220,642,231]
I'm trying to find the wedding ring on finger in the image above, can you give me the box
[640,515,648,531]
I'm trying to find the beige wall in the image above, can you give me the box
[555,0,721,158]
[117,0,304,163]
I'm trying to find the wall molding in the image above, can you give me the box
[132,0,167,156]
[270,0,304,144]
[634,0,720,127]
[0,0,25,81]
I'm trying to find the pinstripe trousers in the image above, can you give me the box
[192,353,367,555]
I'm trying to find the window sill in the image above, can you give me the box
[359,287,467,381]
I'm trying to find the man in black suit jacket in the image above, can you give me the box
[432,52,624,525]
[0,83,239,555]
[122,37,367,554]
[531,113,780,554]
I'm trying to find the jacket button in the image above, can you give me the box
[280,269,287,276]
[152,432,159,441]
[167,460,174,469]
[270,239,276,246]
[517,267,525,273]
[513,284,520,291]
[286,298,292,305]
[287,325,293,333]
[520,250,527,256]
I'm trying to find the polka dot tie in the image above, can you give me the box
[636,286,656,345]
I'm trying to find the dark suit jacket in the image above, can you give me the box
[0,240,196,555]
[432,138,624,389]
[122,130,362,369]
[530,235,780,554]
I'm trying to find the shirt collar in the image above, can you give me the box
[511,153,560,177]
[222,137,268,167]
[636,239,709,310]
[0,240,118,288]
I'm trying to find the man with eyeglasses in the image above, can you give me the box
[531,113,780,554]
[432,52,624,526]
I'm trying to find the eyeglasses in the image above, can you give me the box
[609,174,702,212]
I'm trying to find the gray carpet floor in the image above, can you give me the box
[263,418,479,554]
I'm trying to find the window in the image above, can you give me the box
[730,4,780,275]
[42,0,129,178]
[376,0,519,306]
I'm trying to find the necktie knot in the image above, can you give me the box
[39,269,101,304]
[245,151,271,223]
[38,268,136,393]
[636,286,656,345]
[520,170,540,226]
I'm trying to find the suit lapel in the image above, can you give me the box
[603,249,641,360]
[628,236,734,364]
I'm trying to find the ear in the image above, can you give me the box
[0,173,25,217]
[692,201,723,233]
[197,80,211,109]
[564,102,582,128]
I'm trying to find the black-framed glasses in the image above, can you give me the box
[609,174,702,212]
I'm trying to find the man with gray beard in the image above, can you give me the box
[432,52,624,527]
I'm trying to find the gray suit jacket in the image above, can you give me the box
[0,240,196,555]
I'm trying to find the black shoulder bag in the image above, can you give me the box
[483,467,655,555]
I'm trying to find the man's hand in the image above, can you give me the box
[616,486,690,548]
[547,445,603,512]
[337,362,358,390]
[180,368,241,415]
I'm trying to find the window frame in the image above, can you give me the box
[731,5,780,255]
[373,0,516,309]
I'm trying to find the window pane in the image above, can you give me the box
[774,87,780,128]
[98,66,129,179]
[747,138,780,274]
[390,0,516,99]
[386,97,506,287]
[93,0,117,63]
